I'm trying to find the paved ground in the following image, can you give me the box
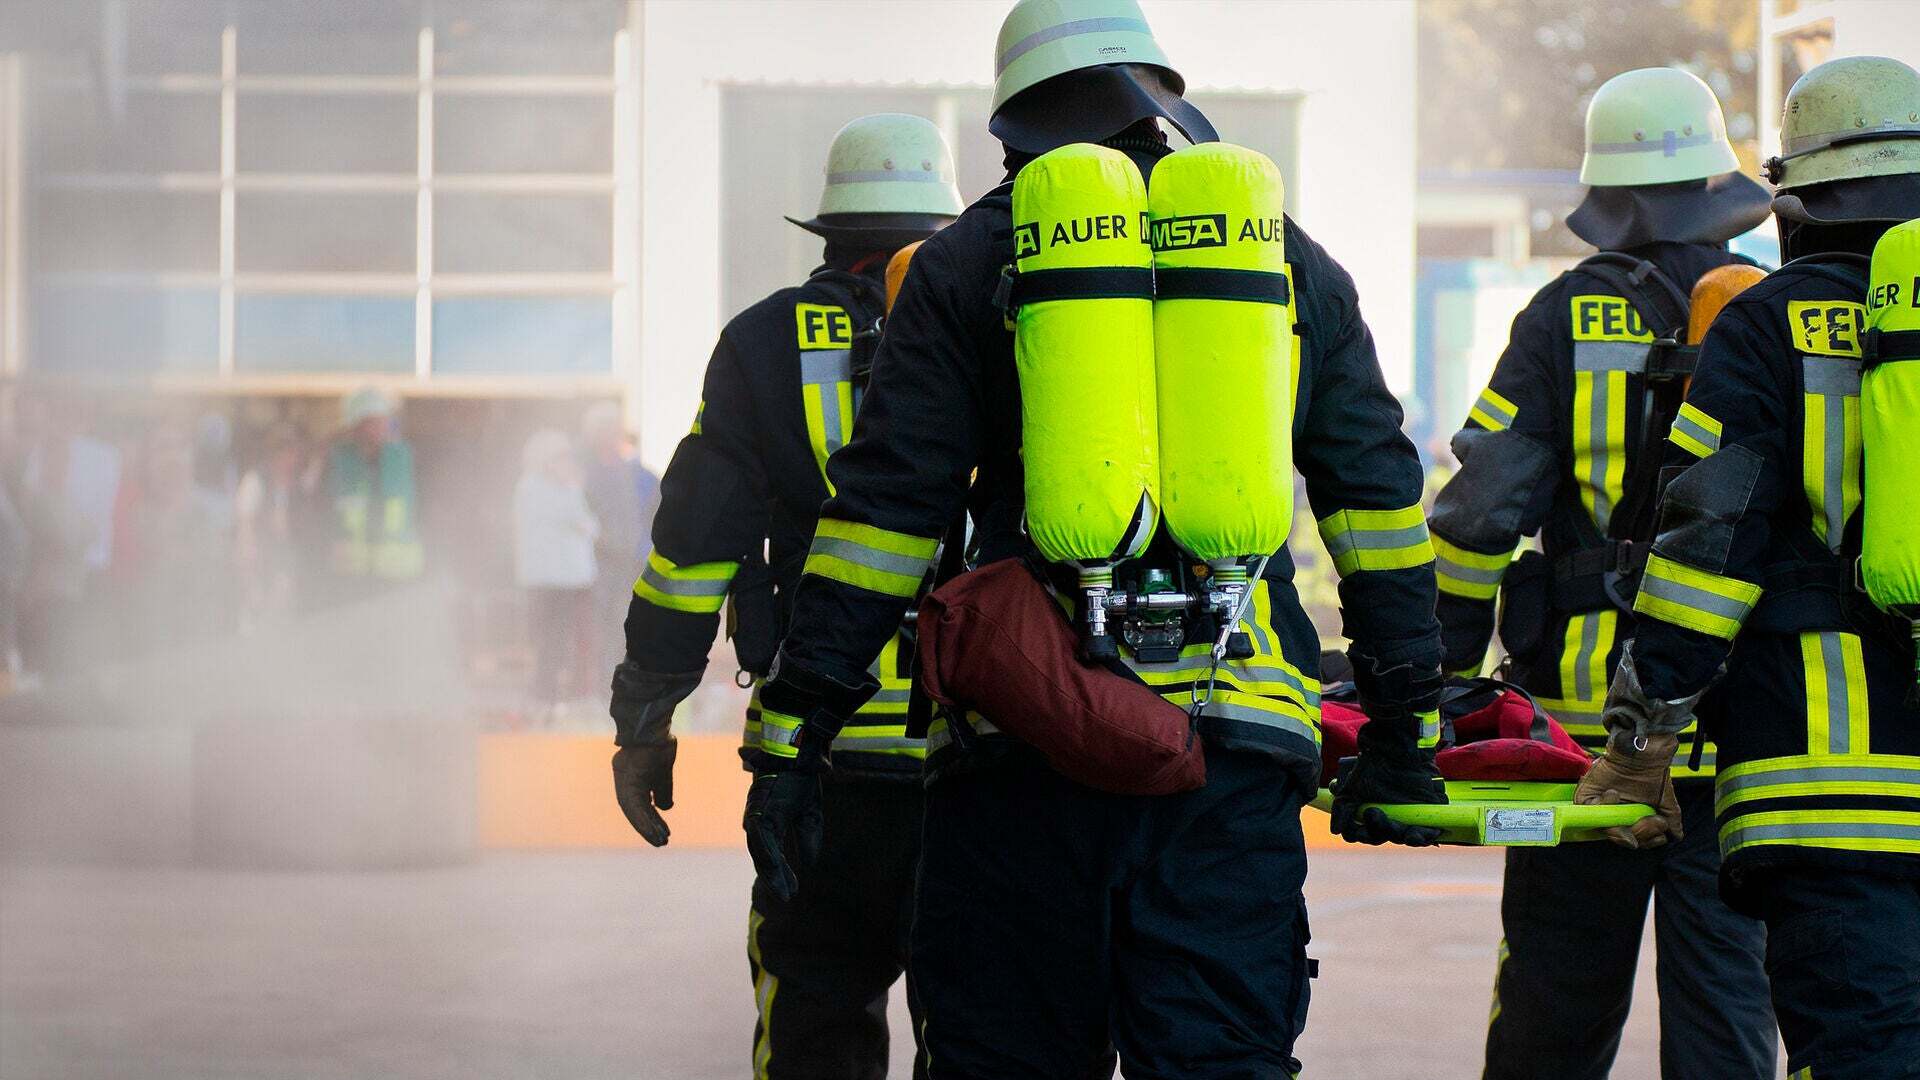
[1,848,1778,1079]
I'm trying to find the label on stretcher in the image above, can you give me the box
[1483,807,1557,844]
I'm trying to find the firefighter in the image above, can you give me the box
[606,113,962,1080]
[1577,56,1920,1078]
[737,2,1447,1075]
[1428,68,1777,1079]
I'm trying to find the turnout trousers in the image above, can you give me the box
[749,775,925,1080]
[1483,780,1776,1080]
[912,746,1312,1080]
[1753,868,1920,1080]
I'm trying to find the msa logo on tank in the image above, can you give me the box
[1012,212,1138,259]
[1789,300,1868,357]
[1570,295,1654,342]
[1147,214,1286,252]
[794,303,854,350]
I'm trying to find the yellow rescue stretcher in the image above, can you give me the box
[1308,781,1657,847]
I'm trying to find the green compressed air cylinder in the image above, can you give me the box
[1863,219,1920,646]
[1012,143,1159,568]
[1149,142,1296,564]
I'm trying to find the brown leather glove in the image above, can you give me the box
[1574,733,1683,850]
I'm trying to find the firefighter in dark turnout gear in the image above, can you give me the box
[1429,69,1778,1080]
[741,3,1446,1075]
[1580,56,1920,1079]
[608,113,962,1080]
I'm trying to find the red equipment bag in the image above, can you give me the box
[1317,677,1591,788]
[914,557,1206,796]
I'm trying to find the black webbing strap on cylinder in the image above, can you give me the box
[1866,327,1920,367]
[1154,267,1292,305]
[1001,266,1155,311]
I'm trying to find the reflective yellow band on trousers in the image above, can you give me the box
[1632,553,1761,640]
[1316,505,1434,576]
[633,550,740,613]
[1433,534,1513,600]
[1669,401,1723,459]
[801,518,938,598]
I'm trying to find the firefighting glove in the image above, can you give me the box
[1575,733,1683,850]
[740,658,877,903]
[608,661,704,847]
[1332,645,1448,846]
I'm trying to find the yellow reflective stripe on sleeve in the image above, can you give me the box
[632,550,740,613]
[1788,1068,1813,1080]
[1668,401,1722,459]
[1468,386,1518,432]
[756,706,803,758]
[1631,553,1761,640]
[1316,505,1434,576]
[801,518,939,598]
[690,400,705,436]
[1433,534,1513,600]
[1801,631,1871,756]
[1417,709,1441,749]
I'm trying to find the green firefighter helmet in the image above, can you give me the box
[1767,56,1920,191]
[988,0,1215,153]
[992,0,1174,115]
[1580,67,1742,186]
[786,113,962,247]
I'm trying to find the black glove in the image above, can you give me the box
[609,661,704,747]
[608,661,703,845]
[612,742,677,846]
[739,658,876,900]
[1331,644,1449,847]
[743,771,824,903]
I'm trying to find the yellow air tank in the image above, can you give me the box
[1010,143,1159,572]
[1862,218,1920,695]
[1148,142,1296,568]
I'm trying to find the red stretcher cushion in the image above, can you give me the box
[916,557,1206,796]
[1317,683,1593,788]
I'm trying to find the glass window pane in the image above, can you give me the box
[435,96,612,174]
[32,191,217,274]
[237,192,415,273]
[235,294,415,373]
[33,89,219,174]
[432,297,611,375]
[434,193,609,274]
[32,284,218,374]
[237,94,416,174]
[126,3,223,75]
[237,16,418,76]
[433,3,622,77]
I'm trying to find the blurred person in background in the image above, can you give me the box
[607,113,961,1078]
[516,428,599,717]
[579,400,658,681]
[16,393,115,679]
[113,417,237,653]
[1427,68,1777,1079]
[319,386,424,607]
[235,422,310,632]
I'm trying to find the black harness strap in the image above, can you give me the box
[1154,267,1292,305]
[1003,266,1154,309]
